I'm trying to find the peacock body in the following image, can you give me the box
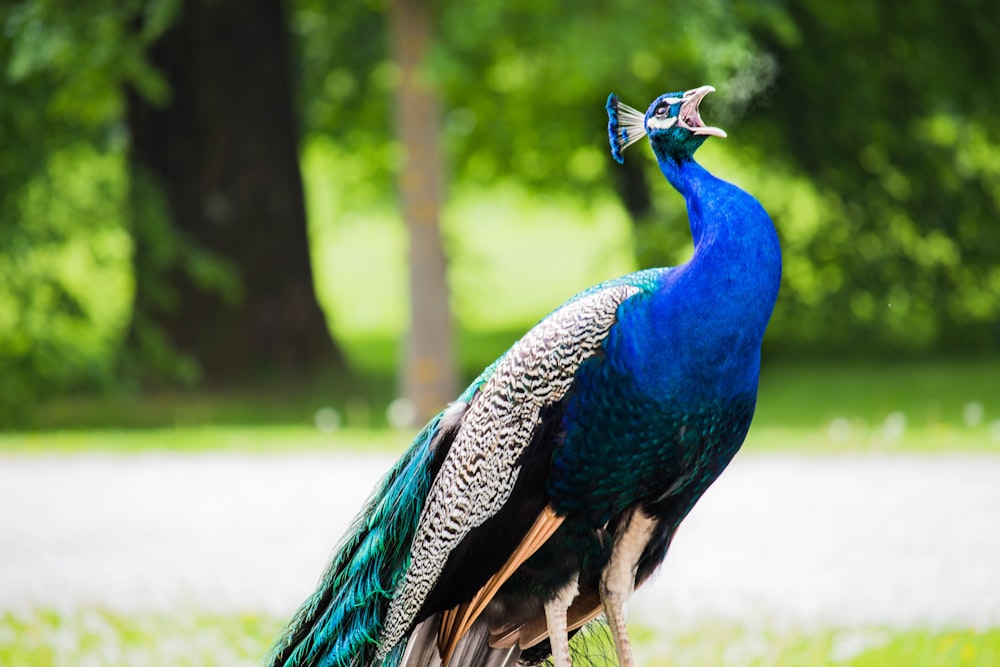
[264,85,781,667]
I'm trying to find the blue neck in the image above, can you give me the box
[657,154,777,260]
[614,153,782,404]
[656,156,716,246]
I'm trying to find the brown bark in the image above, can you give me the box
[125,0,342,382]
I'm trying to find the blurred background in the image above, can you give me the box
[3,0,999,427]
[1,0,998,665]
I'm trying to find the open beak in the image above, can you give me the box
[679,86,727,138]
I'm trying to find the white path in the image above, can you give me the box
[2,451,999,631]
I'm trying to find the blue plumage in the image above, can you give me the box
[265,85,780,667]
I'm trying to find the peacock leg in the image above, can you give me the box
[543,573,580,667]
[600,509,657,667]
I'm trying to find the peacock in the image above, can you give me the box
[264,84,782,667]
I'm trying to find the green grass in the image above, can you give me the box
[0,609,281,667]
[755,359,999,429]
[2,609,996,667]
[0,425,410,455]
[749,358,1000,453]
[3,358,998,455]
[633,623,1000,667]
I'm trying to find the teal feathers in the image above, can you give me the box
[263,409,453,666]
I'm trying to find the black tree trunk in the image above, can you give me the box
[125,0,341,383]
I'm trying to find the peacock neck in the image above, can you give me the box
[656,156,717,246]
[656,153,781,292]
[615,151,782,403]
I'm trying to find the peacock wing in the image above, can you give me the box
[375,282,644,662]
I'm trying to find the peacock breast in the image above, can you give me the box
[546,348,757,526]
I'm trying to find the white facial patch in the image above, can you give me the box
[646,115,678,131]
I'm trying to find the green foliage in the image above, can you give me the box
[0,142,132,417]
[0,0,179,408]
[290,0,776,193]
[1,0,179,217]
[740,0,1000,352]
[428,0,769,190]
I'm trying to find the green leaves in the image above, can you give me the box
[744,0,1000,352]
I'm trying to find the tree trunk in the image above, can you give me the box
[389,0,457,423]
[125,0,341,383]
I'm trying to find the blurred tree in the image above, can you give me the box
[126,0,343,383]
[0,0,346,413]
[292,0,774,214]
[389,0,457,422]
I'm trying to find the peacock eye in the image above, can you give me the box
[654,103,669,118]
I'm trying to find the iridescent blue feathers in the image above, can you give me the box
[606,93,647,164]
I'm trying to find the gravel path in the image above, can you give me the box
[2,451,999,631]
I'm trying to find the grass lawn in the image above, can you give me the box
[3,358,998,455]
[2,608,996,667]
[749,358,1000,453]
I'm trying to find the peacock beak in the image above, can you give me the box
[679,86,727,138]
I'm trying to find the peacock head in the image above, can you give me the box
[606,86,726,164]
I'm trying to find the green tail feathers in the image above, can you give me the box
[263,413,448,667]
